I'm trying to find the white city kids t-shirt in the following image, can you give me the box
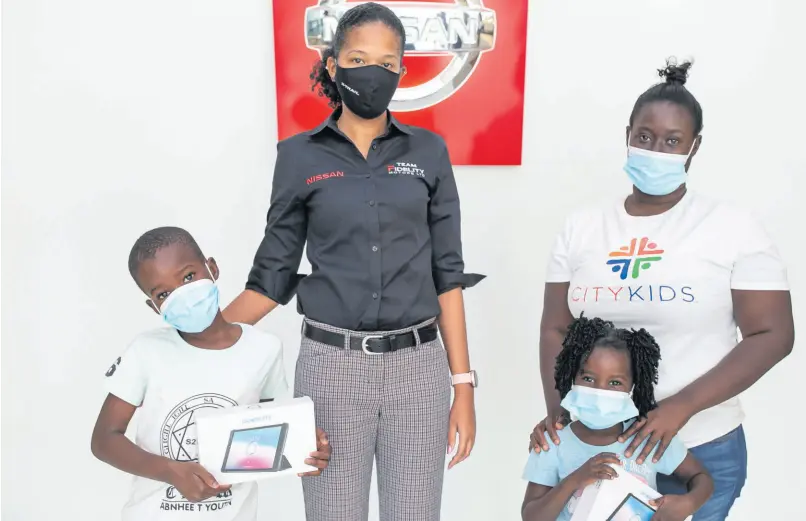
[547,192,788,447]
[104,324,288,521]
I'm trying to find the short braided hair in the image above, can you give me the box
[554,314,661,418]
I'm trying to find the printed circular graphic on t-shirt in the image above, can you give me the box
[160,393,238,462]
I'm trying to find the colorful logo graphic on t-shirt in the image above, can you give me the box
[606,238,664,280]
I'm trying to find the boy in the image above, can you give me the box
[91,227,330,521]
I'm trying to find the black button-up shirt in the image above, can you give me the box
[246,110,484,331]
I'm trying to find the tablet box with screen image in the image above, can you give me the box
[605,494,655,521]
[196,396,317,485]
[221,423,291,473]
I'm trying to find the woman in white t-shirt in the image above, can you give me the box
[528,60,794,521]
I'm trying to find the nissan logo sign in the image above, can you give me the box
[304,0,497,111]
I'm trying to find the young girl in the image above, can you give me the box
[521,316,713,521]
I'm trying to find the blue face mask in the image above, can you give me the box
[155,266,220,333]
[561,385,639,430]
[623,136,697,196]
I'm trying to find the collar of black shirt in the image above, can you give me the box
[305,108,413,138]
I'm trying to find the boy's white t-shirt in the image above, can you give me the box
[547,192,788,447]
[104,324,288,521]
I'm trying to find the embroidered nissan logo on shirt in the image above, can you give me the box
[307,170,345,185]
[305,0,497,111]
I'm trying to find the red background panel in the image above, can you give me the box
[272,0,528,165]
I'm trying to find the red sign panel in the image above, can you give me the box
[272,0,528,165]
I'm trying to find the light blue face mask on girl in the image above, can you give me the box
[560,385,639,430]
[623,135,697,196]
[153,264,220,333]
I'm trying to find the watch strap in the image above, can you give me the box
[451,372,476,387]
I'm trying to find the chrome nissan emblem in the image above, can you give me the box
[304,0,497,111]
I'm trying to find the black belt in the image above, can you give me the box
[303,322,438,354]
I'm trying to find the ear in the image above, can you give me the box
[146,299,160,315]
[625,126,631,147]
[206,257,220,281]
[326,55,337,82]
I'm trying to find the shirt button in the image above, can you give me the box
[372,245,378,252]
[369,200,375,206]
[372,292,378,299]
[371,142,378,150]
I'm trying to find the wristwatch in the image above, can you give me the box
[451,370,478,388]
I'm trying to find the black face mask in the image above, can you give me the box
[334,65,400,120]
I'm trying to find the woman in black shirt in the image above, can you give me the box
[224,4,483,520]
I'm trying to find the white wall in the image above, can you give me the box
[2,0,805,519]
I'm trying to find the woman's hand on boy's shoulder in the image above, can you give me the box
[298,427,331,477]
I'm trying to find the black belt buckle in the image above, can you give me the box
[360,334,385,355]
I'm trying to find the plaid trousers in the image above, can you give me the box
[295,317,452,521]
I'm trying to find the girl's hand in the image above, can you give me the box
[569,453,622,489]
[619,397,693,464]
[447,388,475,469]
[649,494,696,521]
[298,428,330,477]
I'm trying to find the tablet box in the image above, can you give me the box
[569,464,663,521]
[196,396,317,485]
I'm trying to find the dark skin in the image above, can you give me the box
[225,21,476,469]
[530,101,795,466]
[522,347,713,521]
[91,243,331,503]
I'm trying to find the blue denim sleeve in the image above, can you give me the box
[653,435,688,475]
[522,448,561,487]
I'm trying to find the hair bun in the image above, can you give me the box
[658,58,693,86]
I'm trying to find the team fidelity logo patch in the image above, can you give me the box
[387,162,425,177]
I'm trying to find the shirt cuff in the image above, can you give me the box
[107,388,143,408]
[246,270,306,305]
[730,281,790,291]
[433,271,486,295]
